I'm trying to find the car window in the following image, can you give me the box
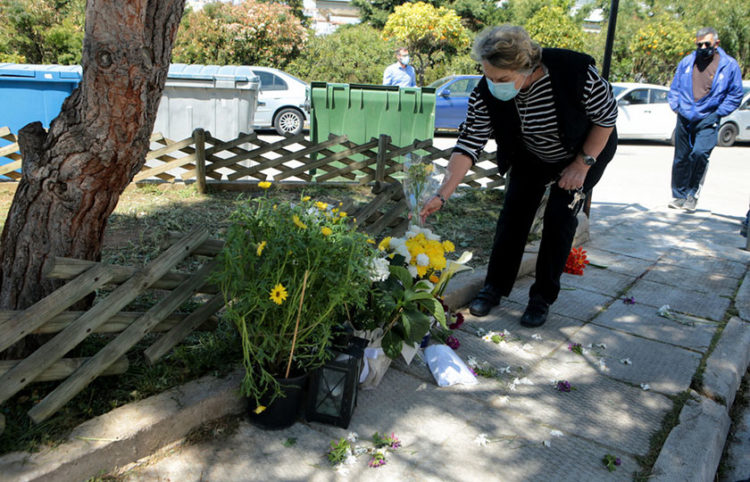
[253,71,288,91]
[467,78,479,92]
[428,77,453,89]
[622,89,648,105]
[612,85,626,97]
[447,79,474,96]
[650,89,668,104]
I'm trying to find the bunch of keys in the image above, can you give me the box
[568,187,586,211]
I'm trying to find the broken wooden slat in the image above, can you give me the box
[0,229,209,406]
[0,311,191,335]
[144,292,225,364]
[28,260,218,423]
[0,357,128,383]
[0,264,114,353]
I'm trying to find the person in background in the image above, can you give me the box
[383,47,416,87]
[420,25,618,327]
[667,27,743,213]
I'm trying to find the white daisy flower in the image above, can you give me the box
[474,433,489,446]
[640,383,650,391]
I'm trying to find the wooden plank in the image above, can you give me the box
[273,139,377,182]
[0,357,128,382]
[204,131,259,155]
[29,260,218,422]
[0,264,115,353]
[362,199,408,236]
[10,311,191,334]
[0,142,20,158]
[145,137,194,161]
[44,257,218,293]
[133,153,197,182]
[315,151,378,183]
[0,229,209,406]
[352,183,403,227]
[194,129,207,194]
[0,160,23,176]
[0,126,11,137]
[166,233,224,257]
[144,293,225,363]
[206,135,305,174]
[227,134,348,181]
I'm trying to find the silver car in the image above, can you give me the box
[249,66,309,136]
[717,83,750,147]
[612,82,676,144]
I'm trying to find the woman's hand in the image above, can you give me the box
[557,157,589,191]
[419,195,444,225]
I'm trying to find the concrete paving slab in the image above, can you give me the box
[562,323,703,396]
[720,369,750,482]
[508,276,615,322]
[625,278,732,321]
[658,247,748,279]
[589,301,718,353]
[585,232,669,261]
[677,237,750,265]
[560,266,636,297]
[737,272,750,322]
[578,246,655,278]
[500,351,673,456]
[642,262,741,297]
[702,317,750,408]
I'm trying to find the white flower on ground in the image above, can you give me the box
[550,430,563,438]
[474,433,489,446]
[657,305,672,317]
[640,383,650,391]
[475,328,487,337]
[620,358,632,365]
[347,432,359,443]
[598,359,608,371]
[467,356,478,369]
[542,440,551,447]
[495,395,510,406]
[498,365,511,374]
[531,334,543,341]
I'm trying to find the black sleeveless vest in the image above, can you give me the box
[477,48,610,174]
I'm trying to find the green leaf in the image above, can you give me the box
[382,330,403,359]
[417,296,446,327]
[402,308,431,344]
[388,265,413,289]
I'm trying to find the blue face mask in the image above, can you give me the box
[487,72,529,101]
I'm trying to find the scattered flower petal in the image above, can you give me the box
[620,358,632,365]
[531,334,543,341]
[474,433,489,447]
[550,430,564,438]
[542,439,551,447]
[640,383,650,391]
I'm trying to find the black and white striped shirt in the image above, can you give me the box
[454,64,618,163]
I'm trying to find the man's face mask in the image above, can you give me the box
[400,55,410,66]
[695,40,715,59]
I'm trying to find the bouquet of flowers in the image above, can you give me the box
[402,155,444,227]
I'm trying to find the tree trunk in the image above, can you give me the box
[0,0,185,313]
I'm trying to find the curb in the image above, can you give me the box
[0,213,591,481]
[0,370,245,482]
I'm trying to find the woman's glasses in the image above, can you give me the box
[695,41,713,48]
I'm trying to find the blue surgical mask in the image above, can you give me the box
[487,79,521,101]
[400,55,410,66]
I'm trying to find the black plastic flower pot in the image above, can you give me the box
[247,373,308,430]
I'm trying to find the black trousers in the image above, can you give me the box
[484,134,617,305]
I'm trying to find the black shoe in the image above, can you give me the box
[469,285,501,317]
[520,296,549,327]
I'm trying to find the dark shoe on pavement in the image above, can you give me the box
[683,195,697,212]
[469,285,501,317]
[520,296,550,327]
[668,198,685,209]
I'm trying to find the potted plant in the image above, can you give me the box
[213,186,377,428]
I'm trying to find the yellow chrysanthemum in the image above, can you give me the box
[339,211,347,218]
[302,195,311,202]
[442,240,455,253]
[258,181,272,189]
[416,265,429,277]
[378,237,392,251]
[315,201,328,211]
[321,226,333,237]
[292,215,307,230]
[256,240,267,256]
[254,405,267,414]
[269,283,288,305]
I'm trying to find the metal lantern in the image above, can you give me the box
[305,336,368,428]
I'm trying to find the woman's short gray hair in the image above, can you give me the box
[471,25,542,73]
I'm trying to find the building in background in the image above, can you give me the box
[303,0,360,35]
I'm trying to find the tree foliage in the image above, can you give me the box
[382,1,471,85]
[172,0,308,68]
[0,0,84,64]
[524,5,585,50]
[628,15,692,84]
[286,24,395,84]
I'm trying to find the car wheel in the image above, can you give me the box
[717,123,738,147]
[274,108,303,136]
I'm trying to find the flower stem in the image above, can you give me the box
[285,270,309,379]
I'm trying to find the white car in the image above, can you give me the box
[717,82,750,147]
[612,82,676,144]
[249,66,309,135]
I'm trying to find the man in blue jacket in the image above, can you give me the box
[667,27,743,212]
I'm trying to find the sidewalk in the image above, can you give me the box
[115,202,750,480]
[2,200,749,481]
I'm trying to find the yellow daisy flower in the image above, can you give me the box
[378,237,392,251]
[292,215,307,230]
[442,240,455,253]
[339,211,347,218]
[269,283,288,305]
[254,405,267,414]
[367,238,376,244]
[315,201,328,211]
[302,195,311,202]
[321,226,333,236]
[258,181,272,189]
[256,240,267,256]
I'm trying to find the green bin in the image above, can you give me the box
[309,82,436,147]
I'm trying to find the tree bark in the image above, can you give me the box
[0,0,185,312]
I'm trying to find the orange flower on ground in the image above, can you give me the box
[564,247,589,275]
